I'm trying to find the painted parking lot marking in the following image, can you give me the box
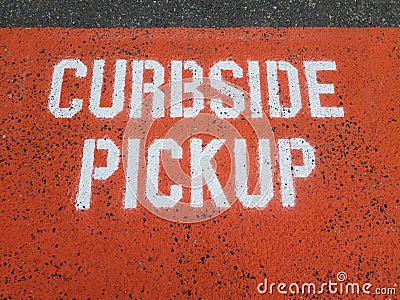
[1,28,399,299]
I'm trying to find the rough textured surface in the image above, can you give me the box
[0,0,400,27]
[1,28,399,298]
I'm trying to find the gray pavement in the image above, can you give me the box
[0,0,399,27]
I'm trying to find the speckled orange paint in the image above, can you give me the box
[1,28,399,299]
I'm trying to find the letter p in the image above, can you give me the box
[76,138,120,210]
[278,138,316,207]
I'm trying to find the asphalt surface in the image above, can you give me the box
[1,0,399,27]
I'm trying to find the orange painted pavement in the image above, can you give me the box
[1,28,399,298]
